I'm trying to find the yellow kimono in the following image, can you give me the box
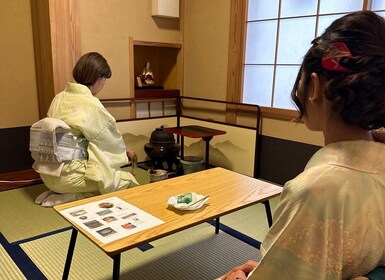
[34,83,137,199]
[248,141,385,280]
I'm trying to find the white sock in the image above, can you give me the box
[41,193,77,207]
[35,190,55,205]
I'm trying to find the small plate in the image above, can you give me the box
[167,192,209,211]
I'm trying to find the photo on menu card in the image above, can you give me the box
[121,213,137,219]
[70,209,87,217]
[103,216,117,223]
[121,223,137,230]
[96,209,113,216]
[84,220,103,229]
[97,227,117,237]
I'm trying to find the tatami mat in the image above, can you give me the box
[0,184,69,243]
[1,168,280,279]
[0,244,26,280]
[0,167,150,243]
[220,197,279,241]
[21,223,261,280]
[123,165,151,186]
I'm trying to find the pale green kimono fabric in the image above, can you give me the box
[39,83,137,199]
[248,140,385,280]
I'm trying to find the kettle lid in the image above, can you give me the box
[150,126,175,144]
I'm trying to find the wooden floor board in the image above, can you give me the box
[0,169,42,191]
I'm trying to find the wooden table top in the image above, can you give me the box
[164,125,226,138]
[54,167,282,256]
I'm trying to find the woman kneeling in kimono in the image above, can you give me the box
[31,52,138,207]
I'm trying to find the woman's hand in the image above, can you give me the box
[222,269,247,280]
[126,149,138,164]
[221,260,259,280]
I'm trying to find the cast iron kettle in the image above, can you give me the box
[144,126,181,171]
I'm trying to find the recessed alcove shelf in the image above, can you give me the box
[129,39,182,99]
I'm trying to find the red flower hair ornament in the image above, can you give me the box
[321,42,352,73]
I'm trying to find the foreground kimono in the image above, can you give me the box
[33,83,137,199]
[248,140,385,280]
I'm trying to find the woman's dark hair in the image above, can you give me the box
[291,11,385,129]
[72,52,112,86]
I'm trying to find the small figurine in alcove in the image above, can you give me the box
[139,60,155,87]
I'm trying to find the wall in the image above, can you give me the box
[260,118,323,183]
[0,0,39,129]
[0,126,34,173]
[183,0,230,101]
[0,0,184,173]
[1,0,323,185]
[182,0,324,146]
[79,0,182,99]
[182,0,324,183]
[0,0,183,129]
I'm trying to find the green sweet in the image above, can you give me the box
[177,193,193,204]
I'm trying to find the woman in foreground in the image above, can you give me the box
[222,10,385,280]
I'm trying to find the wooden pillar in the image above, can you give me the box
[225,0,247,124]
[30,0,81,118]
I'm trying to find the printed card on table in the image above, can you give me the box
[59,196,164,244]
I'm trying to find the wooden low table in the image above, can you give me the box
[54,167,282,279]
[164,125,226,168]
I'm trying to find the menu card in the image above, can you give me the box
[59,196,164,244]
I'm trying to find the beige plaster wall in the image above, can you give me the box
[183,0,230,101]
[262,118,324,146]
[0,0,39,128]
[0,0,182,128]
[79,0,182,99]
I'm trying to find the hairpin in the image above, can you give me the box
[321,42,352,73]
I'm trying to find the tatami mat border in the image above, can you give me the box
[0,226,73,279]
[208,220,262,249]
[11,226,73,246]
[1,220,262,280]
[0,232,46,279]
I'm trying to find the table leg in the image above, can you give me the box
[62,227,78,280]
[180,136,184,158]
[202,136,213,169]
[262,200,273,227]
[113,254,121,280]
[215,217,220,234]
